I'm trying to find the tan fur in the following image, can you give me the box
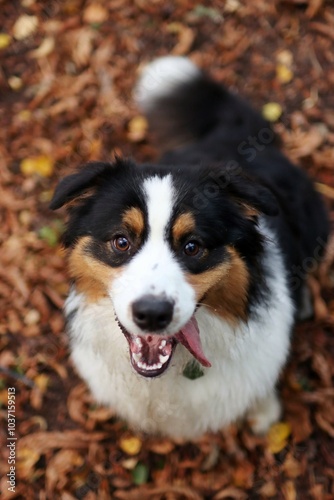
[186,247,249,323]
[172,212,196,242]
[122,207,145,237]
[68,237,121,303]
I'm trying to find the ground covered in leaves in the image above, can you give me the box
[1,0,334,499]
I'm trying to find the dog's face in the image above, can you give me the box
[51,159,277,378]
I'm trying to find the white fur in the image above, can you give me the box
[111,175,196,336]
[134,56,201,111]
[66,216,294,440]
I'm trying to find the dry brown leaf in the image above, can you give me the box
[46,449,84,493]
[306,0,325,18]
[232,461,254,489]
[258,481,277,497]
[71,28,96,67]
[167,22,195,56]
[147,439,175,455]
[282,453,302,478]
[282,480,297,500]
[315,411,334,437]
[285,401,313,443]
[213,486,248,499]
[18,430,108,455]
[83,4,109,24]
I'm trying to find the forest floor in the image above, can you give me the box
[0,1,334,499]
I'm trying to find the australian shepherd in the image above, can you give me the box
[50,57,329,440]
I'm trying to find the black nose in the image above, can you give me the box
[132,295,174,331]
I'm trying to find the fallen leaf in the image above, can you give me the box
[127,115,148,142]
[119,436,143,456]
[18,431,108,455]
[276,64,294,84]
[13,14,38,40]
[267,422,291,454]
[147,439,175,455]
[232,461,254,488]
[167,22,195,56]
[34,373,49,392]
[189,5,224,22]
[46,449,84,493]
[83,4,109,24]
[0,33,11,49]
[30,37,55,58]
[258,481,277,497]
[17,447,40,479]
[282,480,297,500]
[20,155,54,177]
[8,76,23,90]
[131,463,149,485]
[282,453,302,478]
[262,102,283,122]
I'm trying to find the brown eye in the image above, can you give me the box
[112,236,130,252]
[184,241,201,257]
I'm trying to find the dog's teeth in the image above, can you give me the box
[159,354,169,364]
[156,363,162,369]
[159,340,167,349]
[132,352,142,363]
[135,338,142,346]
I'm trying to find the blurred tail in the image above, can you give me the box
[134,56,269,152]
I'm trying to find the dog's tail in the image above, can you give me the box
[134,56,269,154]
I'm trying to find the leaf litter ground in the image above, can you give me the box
[0,1,334,499]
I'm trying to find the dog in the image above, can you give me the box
[50,56,329,440]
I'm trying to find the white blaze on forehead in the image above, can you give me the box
[143,174,174,242]
[110,173,196,336]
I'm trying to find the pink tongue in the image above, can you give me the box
[175,317,211,368]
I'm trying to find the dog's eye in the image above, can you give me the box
[184,241,201,257]
[112,236,130,252]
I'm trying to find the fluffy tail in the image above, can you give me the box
[134,56,269,153]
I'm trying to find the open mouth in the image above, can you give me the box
[118,316,211,378]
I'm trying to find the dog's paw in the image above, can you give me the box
[246,392,282,435]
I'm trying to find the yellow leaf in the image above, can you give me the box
[276,64,293,84]
[127,115,148,142]
[262,102,283,122]
[0,33,11,49]
[267,422,291,454]
[8,76,23,90]
[13,14,38,40]
[34,374,49,392]
[17,447,40,478]
[20,155,54,177]
[119,436,142,456]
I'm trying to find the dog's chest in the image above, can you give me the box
[67,289,292,439]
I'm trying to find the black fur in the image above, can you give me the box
[50,67,329,315]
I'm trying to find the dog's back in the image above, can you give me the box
[136,56,329,308]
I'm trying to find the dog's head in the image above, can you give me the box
[50,158,278,377]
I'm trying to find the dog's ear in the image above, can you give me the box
[224,171,279,217]
[50,161,117,210]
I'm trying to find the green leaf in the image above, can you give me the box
[183,360,205,380]
[190,5,223,23]
[132,463,149,485]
